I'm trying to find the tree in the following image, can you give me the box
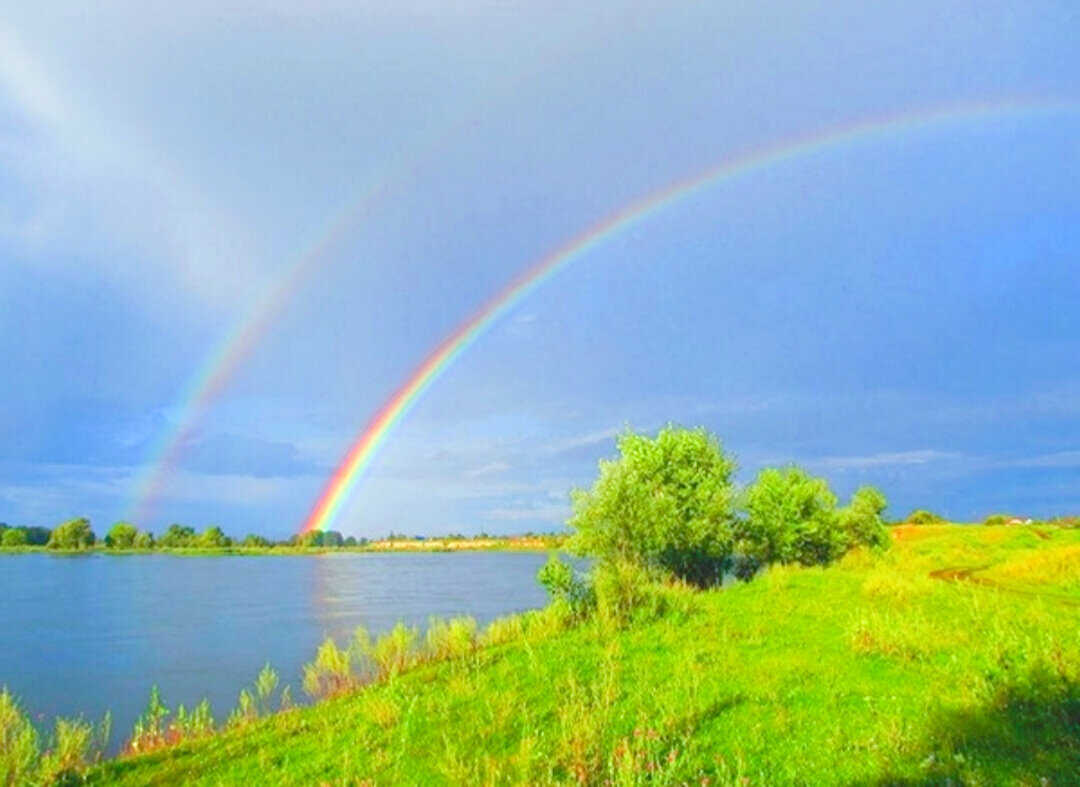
[47,518,96,550]
[242,534,270,548]
[738,467,846,577]
[567,425,738,586]
[906,510,945,525]
[104,521,139,549]
[197,526,229,549]
[157,524,196,548]
[320,530,344,548]
[23,527,51,546]
[133,530,155,549]
[838,487,890,549]
[2,528,27,547]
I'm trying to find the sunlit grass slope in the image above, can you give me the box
[91,525,1080,785]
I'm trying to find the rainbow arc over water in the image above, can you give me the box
[300,96,1076,535]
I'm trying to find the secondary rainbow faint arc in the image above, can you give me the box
[301,96,1075,535]
[127,120,471,527]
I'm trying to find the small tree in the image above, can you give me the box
[133,531,154,549]
[197,526,229,549]
[47,518,96,550]
[567,425,738,586]
[838,487,890,549]
[2,529,28,547]
[242,534,270,548]
[104,522,139,550]
[738,467,846,577]
[157,524,195,548]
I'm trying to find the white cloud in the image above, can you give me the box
[813,450,957,471]
[1001,451,1080,469]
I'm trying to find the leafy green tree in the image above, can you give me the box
[320,530,344,548]
[47,518,96,550]
[157,524,196,548]
[197,526,229,549]
[2,528,28,547]
[133,530,154,549]
[567,425,738,586]
[343,536,358,548]
[104,521,139,549]
[242,534,270,548]
[738,467,846,577]
[838,487,890,549]
[295,532,321,548]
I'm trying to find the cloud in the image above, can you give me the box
[1001,451,1080,469]
[812,450,958,471]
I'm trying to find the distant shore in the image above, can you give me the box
[0,535,565,557]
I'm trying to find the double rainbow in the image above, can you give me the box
[300,96,1074,534]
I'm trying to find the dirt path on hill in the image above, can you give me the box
[929,565,1080,607]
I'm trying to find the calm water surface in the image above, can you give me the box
[0,551,548,747]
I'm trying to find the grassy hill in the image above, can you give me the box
[89,525,1079,785]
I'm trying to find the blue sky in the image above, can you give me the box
[1,2,1078,539]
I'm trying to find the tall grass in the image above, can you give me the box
[1,688,111,785]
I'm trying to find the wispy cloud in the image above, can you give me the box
[1000,451,1080,469]
[812,450,958,471]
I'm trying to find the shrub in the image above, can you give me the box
[372,623,420,679]
[567,425,738,586]
[838,486,890,549]
[906,509,946,525]
[302,638,354,699]
[983,514,1009,526]
[593,560,666,628]
[47,518,96,550]
[0,688,38,785]
[537,554,595,616]
[738,467,847,576]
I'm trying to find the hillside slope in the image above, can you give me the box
[91,526,1080,785]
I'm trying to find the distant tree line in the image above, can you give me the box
[0,520,372,551]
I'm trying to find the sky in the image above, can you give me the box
[1,1,1078,539]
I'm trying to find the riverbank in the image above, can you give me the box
[84,524,1080,785]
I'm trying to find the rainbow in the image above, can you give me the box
[300,96,1076,535]
[127,121,469,527]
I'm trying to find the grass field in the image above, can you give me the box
[81,525,1080,785]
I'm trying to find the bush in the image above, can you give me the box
[567,425,737,586]
[104,521,139,549]
[47,518,96,550]
[983,514,1009,526]
[2,528,27,547]
[838,487,890,549]
[537,554,594,615]
[157,524,196,548]
[738,467,847,577]
[302,638,354,699]
[906,509,946,525]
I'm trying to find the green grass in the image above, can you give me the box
[80,525,1080,785]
